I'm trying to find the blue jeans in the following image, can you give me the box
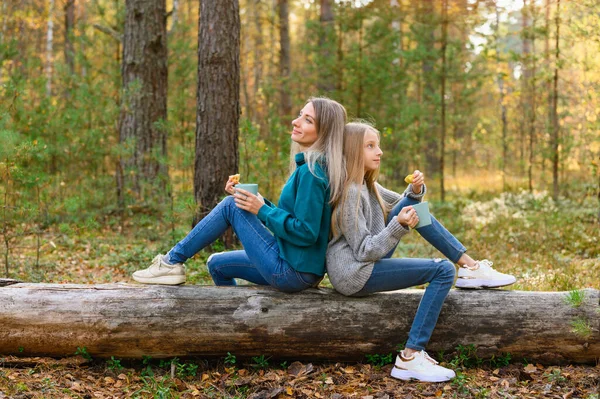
[354,196,465,351]
[167,196,320,293]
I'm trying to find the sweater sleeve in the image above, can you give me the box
[340,185,409,262]
[257,169,327,247]
[376,183,404,205]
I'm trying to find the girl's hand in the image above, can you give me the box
[397,206,419,229]
[225,178,236,195]
[234,188,265,215]
[411,170,424,194]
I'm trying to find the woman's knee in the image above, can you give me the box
[206,252,225,276]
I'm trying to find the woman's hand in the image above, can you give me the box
[234,188,265,215]
[411,170,424,194]
[225,178,236,195]
[397,206,419,229]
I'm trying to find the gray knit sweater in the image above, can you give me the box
[326,182,426,296]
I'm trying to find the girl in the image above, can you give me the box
[133,97,347,293]
[326,122,516,382]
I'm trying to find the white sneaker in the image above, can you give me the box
[390,350,456,382]
[455,259,516,289]
[132,255,186,285]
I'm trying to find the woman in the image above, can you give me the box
[132,97,347,293]
[326,122,516,382]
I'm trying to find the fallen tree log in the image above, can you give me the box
[0,283,598,364]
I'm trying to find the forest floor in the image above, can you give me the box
[1,190,599,398]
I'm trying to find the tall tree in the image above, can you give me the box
[418,0,439,183]
[277,0,292,121]
[318,0,335,93]
[527,2,537,191]
[195,0,240,224]
[45,0,55,97]
[551,0,560,200]
[495,3,509,190]
[64,0,75,75]
[117,0,169,207]
[439,0,448,201]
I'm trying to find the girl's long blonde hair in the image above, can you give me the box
[289,97,347,206]
[331,122,389,238]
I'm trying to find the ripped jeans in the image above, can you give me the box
[353,196,466,351]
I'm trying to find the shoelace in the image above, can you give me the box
[419,351,439,365]
[477,259,493,270]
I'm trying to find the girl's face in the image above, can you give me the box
[291,102,318,149]
[363,129,383,172]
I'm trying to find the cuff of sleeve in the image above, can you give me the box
[257,204,270,222]
[387,217,411,239]
[263,198,275,208]
[407,183,427,200]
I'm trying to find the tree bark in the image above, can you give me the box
[277,0,292,122]
[45,0,55,98]
[194,0,240,227]
[318,0,335,93]
[117,0,169,208]
[0,284,597,364]
[495,4,509,191]
[439,0,448,202]
[64,0,75,75]
[419,0,439,183]
[551,0,561,201]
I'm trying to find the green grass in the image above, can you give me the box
[565,289,586,307]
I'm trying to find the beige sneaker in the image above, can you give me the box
[390,350,455,382]
[132,255,186,285]
[455,259,516,289]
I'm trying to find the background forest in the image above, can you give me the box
[0,0,598,291]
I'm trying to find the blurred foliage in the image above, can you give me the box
[0,0,598,283]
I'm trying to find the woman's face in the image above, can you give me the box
[363,129,383,172]
[291,102,318,149]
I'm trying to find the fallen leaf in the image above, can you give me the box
[524,364,537,374]
[104,376,115,384]
[286,386,293,395]
[324,377,334,384]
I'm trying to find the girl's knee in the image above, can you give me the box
[437,259,456,280]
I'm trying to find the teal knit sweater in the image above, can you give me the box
[257,153,331,276]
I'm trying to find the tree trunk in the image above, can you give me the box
[117,0,169,208]
[194,0,240,228]
[317,0,335,93]
[528,1,537,192]
[277,0,292,122]
[356,11,363,118]
[439,0,447,202]
[64,0,75,76]
[0,284,597,364]
[495,4,509,191]
[252,0,263,103]
[420,0,439,182]
[45,0,54,98]
[551,0,560,201]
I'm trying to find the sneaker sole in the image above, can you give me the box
[455,276,516,289]
[132,275,186,285]
[390,367,455,383]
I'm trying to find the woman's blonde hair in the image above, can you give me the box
[331,121,389,237]
[289,97,347,206]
